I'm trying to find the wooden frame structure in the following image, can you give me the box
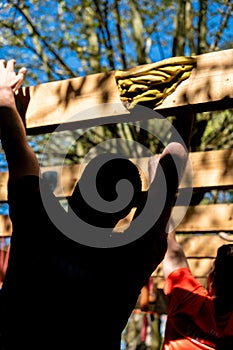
[1,48,233,288]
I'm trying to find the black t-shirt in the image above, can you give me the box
[1,175,166,350]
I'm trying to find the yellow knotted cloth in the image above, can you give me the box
[115,56,197,110]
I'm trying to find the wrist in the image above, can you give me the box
[0,87,17,109]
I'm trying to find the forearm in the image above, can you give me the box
[0,59,40,183]
[0,104,28,150]
[0,88,40,182]
[147,142,188,233]
[163,229,189,279]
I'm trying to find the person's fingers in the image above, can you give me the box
[6,59,16,71]
[0,59,27,94]
[0,59,6,68]
[18,67,27,78]
[13,66,27,93]
[148,154,160,185]
[160,142,188,179]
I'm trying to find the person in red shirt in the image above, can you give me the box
[162,228,233,349]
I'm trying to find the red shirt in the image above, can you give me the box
[162,268,233,349]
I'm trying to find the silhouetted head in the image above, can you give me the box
[207,244,233,300]
[68,154,143,228]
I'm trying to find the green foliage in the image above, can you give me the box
[198,109,233,151]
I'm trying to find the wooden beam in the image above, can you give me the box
[0,215,12,237]
[156,49,233,115]
[0,149,232,202]
[174,203,233,232]
[15,49,233,134]
[0,172,9,203]
[16,71,129,134]
[1,149,232,236]
[133,149,233,191]
[1,202,232,237]
[181,148,233,190]
[115,203,233,234]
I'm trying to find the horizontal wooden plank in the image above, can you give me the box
[1,149,232,236]
[181,148,233,190]
[0,172,9,203]
[0,149,232,202]
[174,203,233,232]
[132,149,233,192]
[115,203,233,234]
[16,71,130,133]
[156,49,233,114]
[1,203,232,237]
[0,215,12,237]
[15,49,233,134]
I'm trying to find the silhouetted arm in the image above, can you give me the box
[127,140,189,271]
[147,142,188,233]
[0,59,40,184]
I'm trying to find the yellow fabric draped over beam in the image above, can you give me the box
[115,56,197,110]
